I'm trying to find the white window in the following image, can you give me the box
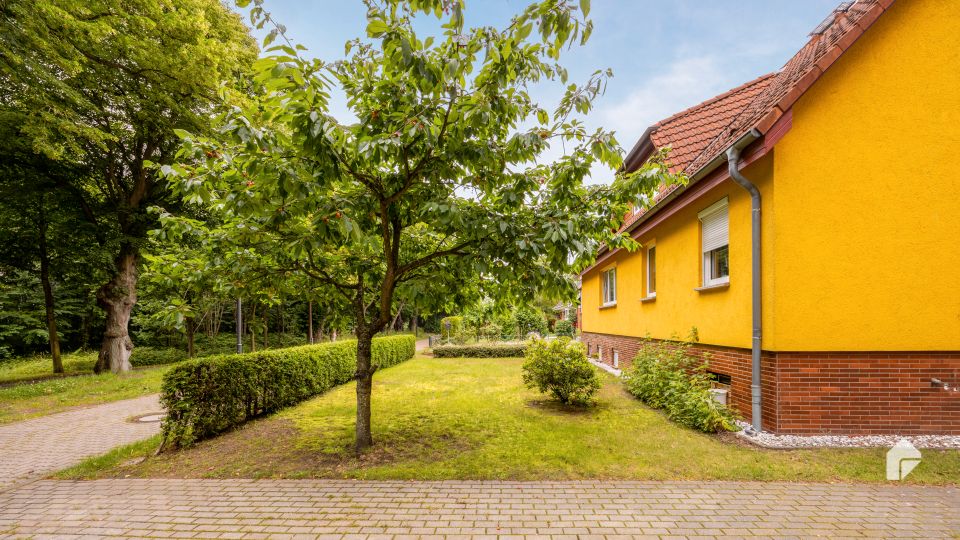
[646,245,656,297]
[613,350,620,368]
[699,198,730,287]
[601,268,617,306]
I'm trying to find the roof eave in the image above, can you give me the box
[620,126,656,173]
[582,129,763,276]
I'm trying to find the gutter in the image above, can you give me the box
[725,128,763,432]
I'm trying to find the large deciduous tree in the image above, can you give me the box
[165,0,678,451]
[0,0,257,372]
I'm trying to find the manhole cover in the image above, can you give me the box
[132,413,166,423]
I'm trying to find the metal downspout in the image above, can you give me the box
[725,134,763,432]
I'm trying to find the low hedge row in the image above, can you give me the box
[433,342,527,358]
[160,335,416,449]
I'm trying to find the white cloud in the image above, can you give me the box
[601,56,729,149]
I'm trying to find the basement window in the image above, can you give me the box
[699,198,730,287]
[708,371,732,390]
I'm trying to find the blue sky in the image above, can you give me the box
[239,0,839,179]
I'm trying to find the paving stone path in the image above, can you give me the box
[0,394,162,490]
[0,479,956,539]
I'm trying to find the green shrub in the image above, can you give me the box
[432,342,527,358]
[553,320,574,337]
[494,312,517,340]
[515,306,548,337]
[521,337,599,405]
[622,338,737,433]
[160,335,416,449]
[478,323,502,341]
[130,347,188,367]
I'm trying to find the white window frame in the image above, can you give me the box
[612,350,620,369]
[698,197,730,287]
[645,244,657,298]
[601,268,617,306]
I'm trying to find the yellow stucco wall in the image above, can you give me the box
[770,0,960,351]
[582,0,960,352]
[580,154,776,349]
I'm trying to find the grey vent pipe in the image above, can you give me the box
[725,130,763,432]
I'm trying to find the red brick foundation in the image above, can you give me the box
[581,331,960,435]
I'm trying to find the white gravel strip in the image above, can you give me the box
[588,357,622,377]
[734,420,960,449]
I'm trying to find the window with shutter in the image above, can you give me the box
[601,268,617,306]
[646,245,656,297]
[698,198,729,286]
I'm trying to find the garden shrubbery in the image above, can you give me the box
[160,335,416,449]
[433,342,527,358]
[553,319,574,337]
[623,338,737,433]
[130,346,189,367]
[522,337,599,405]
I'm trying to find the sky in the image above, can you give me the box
[237,0,840,180]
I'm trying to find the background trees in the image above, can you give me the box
[164,0,675,451]
[0,0,257,372]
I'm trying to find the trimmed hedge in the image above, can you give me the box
[160,335,416,449]
[433,342,527,358]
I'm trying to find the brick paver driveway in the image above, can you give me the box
[0,479,956,539]
[0,394,162,490]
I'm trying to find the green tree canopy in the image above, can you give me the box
[163,0,680,451]
[0,0,258,372]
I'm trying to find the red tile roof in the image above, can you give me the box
[651,73,776,174]
[686,0,890,174]
[594,0,894,270]
[620,74,775,228]
[619,0,892,231]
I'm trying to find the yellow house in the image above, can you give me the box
[580,0,960,435]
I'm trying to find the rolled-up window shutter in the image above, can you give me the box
[699,199,728,252]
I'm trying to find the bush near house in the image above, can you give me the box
[623,338,737,433]
[433,342,527,358]
[553,319,574,337]
[160,335,416,449]
[522,337,599,405]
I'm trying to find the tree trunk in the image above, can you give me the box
[186,317,196,358]
[355,330,375,453]
[249,304,257,352]
[391,302,404,331]
[411,314,418,336]
[37,200,62,374]
[94,246,137,373]
[80,310,91,350]
[307,301,314,344]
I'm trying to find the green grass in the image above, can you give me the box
[0,351,98,384]
[57,356,960,483]
[0,364,170,425]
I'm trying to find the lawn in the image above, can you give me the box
[58,356,960,484]
[0,364,170,425]
[0,351,99,384]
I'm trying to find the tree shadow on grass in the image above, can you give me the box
[524,398,609,416]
